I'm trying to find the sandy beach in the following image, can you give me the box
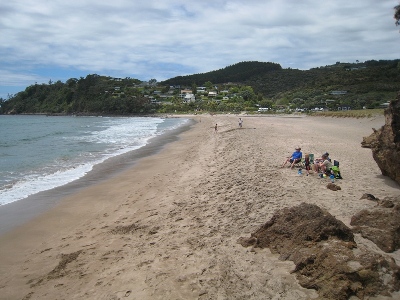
[1,114,399,300]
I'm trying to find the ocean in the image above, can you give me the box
[0,115,189,206]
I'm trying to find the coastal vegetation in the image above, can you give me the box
[312,109,384,118]
[1,60,399,115]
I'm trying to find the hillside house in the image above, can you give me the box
[330,90,347,95]
[179,89,193,99]
[180,89,192,94]
[379,102,390,108]
[183,94,196,103]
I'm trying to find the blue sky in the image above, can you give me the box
[1,0,399,99]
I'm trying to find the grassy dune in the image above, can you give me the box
[311,109,384,118]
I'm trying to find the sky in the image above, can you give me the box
[1,0,399,99]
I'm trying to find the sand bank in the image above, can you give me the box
[0,114,399,300]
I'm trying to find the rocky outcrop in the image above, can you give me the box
[361,93,400,185]
[351,196,400,253]
[238,203,400,300]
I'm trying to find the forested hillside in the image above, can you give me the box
[0,75,156,115]
[161,61,282,86]
[1,60,399,115]
[247,60,400,100]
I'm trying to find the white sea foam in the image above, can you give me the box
[0,163,94,205]
[0,116,189,206]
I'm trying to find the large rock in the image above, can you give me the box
[238,203,400,300]
[238,202,356,253]
[362,93,400,184]
[351,196,400,253]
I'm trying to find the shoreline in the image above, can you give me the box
[0,117,195,235]
[1,114,399,299]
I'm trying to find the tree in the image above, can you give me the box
[191,83,197,95]
[149,79,157,86]
[395,4,400,25]
[66,78,78,88]
[240,86,255,101]
[0,98,4,114]
[259,99,273,108]
[204,81,213,90]
[161,85,170,93]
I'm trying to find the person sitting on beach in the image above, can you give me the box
[314,152,330,164]
[281,147,302,169]
[313,154,333,174]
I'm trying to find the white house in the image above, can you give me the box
[184,94,196,103]
[330,90,347,95]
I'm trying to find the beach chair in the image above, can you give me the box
[293,157,305,169]
[296,153,313,169]
[331,160,342,179]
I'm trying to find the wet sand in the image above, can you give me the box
[0,119,194,235]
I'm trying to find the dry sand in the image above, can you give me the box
[0,114,399,300]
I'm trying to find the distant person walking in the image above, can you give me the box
[238,118,243,128]
[214,123,218,132]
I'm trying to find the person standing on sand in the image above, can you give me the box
[238,118,243,128]
[215,124,218,132]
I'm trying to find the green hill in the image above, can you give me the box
[161,61,282,86]
[1,60,399,115]
[246,60,400,109]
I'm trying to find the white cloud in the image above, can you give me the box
[0,0,399,98]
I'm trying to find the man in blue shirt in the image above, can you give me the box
[281,147,303,169]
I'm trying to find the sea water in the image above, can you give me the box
[0,115,188,206]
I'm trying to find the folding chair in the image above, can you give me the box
[296,153,313,169]
[294,158,305,169]
[332,160,342,179]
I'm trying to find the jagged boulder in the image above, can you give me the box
[351,196,400,253]
[238,203,400,300]
[238,202,356,253]
[361,93,400,185]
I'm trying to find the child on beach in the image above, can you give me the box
[215,124,218,132]
[304,153,311,176]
